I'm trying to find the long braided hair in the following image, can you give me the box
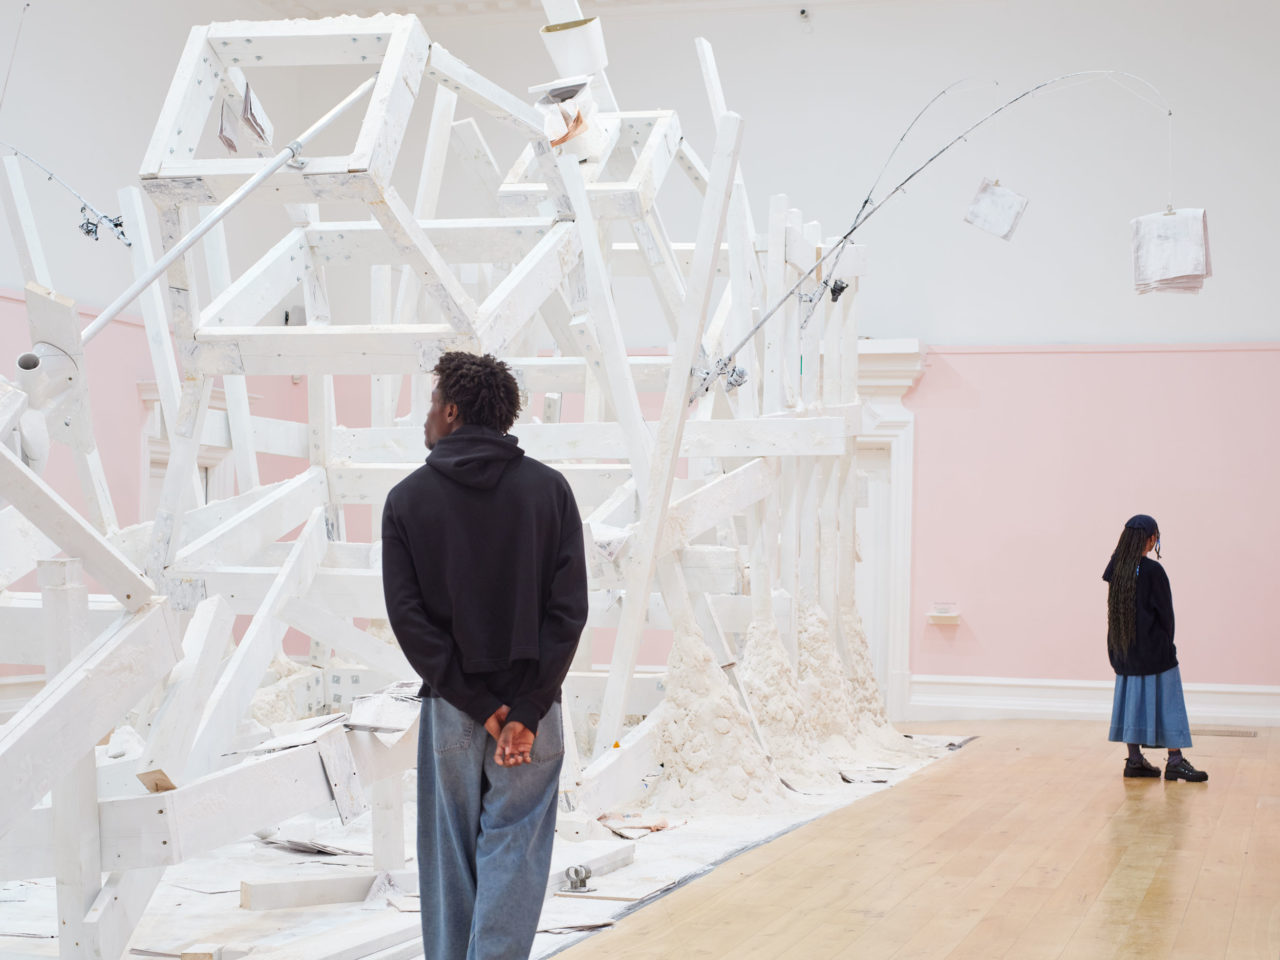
[1106,520,1160,660]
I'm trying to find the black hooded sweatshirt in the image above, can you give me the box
[1102,556,1177,676]
[381,425,588,733]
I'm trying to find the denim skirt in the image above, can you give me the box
[1108,665,1192,748]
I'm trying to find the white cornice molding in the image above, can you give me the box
[261,1,829,18]
[856,338,925,399]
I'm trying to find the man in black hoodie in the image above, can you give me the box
[381,352,588,960]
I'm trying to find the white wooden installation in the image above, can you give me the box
[0,7,877,957]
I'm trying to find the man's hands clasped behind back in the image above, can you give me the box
[484,704,536,767]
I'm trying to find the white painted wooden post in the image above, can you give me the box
[187,507,328,777]
[41,558,100,960]
[556,157,652,496]
[139,595,236,784]
[200,208,260,494]
[0,155,54,289]
[371,777,406,873]
[593,111,743,758]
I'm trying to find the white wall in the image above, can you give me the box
[1,0,1275,344]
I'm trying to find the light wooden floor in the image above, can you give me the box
[555,720,1280,960]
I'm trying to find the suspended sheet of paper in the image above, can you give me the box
[1131,208,1211,294]
[963,178,1028,240]
[241,80,269,144]
[218,100,240,154]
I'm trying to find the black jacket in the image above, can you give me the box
[381,426,588,733]
[1102,556,1178,676]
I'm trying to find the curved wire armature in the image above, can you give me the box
[697,70,1174,399]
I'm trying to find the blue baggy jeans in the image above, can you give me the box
[417,696,563,960]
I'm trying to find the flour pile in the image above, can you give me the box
[738,615,833,792]
[645,625,787,813]
[838,603,887,728]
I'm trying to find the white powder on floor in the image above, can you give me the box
[639,600,935,811]
[251,657,317,727]
[795,604,863,766]
[839,604,887,728]
[644,625,787,814]
[738,616,835,792]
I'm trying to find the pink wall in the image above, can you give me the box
[906,344,1280,687]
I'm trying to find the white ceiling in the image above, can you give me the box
[258,0,795,18]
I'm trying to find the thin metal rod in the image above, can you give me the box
[713,69,1174,378]
[81,74,378,346]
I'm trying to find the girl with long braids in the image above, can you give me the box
[1104,515,1207,781]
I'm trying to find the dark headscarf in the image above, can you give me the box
[1125,514,1159,536]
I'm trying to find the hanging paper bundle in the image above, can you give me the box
[218,100,240,154]
[533,76,610,161]
[1130,208,1211,294]
[963,178,1028,240]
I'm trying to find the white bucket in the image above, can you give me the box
[540,17,609,78]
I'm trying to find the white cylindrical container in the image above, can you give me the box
[540,17,609,78]
[15,342,77,410]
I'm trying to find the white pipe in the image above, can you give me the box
[81,74,379,346]
[15,342,77,408]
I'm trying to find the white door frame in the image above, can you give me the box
[855,339,925,720]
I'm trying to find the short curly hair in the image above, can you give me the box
[432,351,521,433]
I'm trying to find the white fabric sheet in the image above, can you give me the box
[964,178,1028,240]
[1131,208,1211,294]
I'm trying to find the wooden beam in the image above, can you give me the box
[174,465,326,569]
[278,598,414,679]
[186,508,328,777]
[1,155,53,288]
[0,443,153,610]
[0,601,174,839]
[351,18,431,187]
[476,222,580,355]
[139,26,218,177]
[594,111,744,757]
[0,503,59,592]
[199,228,306,328]
[424,42,543,136]
[658,458,772,555]
[368,185,479,335]
[138,596,236,784]
[329,416,849,467]
[192,324,474,377]
[205,14,417,67]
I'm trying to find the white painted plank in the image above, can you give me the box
[351,18,430,187]
[199,228,306,328]
[477,222,580,355]
[658,458,771,556]
[0,504,59,592]
[316,726,371,825]
[174,465,326,569]
[0,443,153,610]
[138,596,237,784]
[0,155,53,288]
[186,508,328,777]
[0,602,174,839]
[368,185,478,335]
[83,866,166,960]
[139,26,217,177]
[555,156,652,492]
[330,416,848,468]
[594,111,743,757]
[278,598,413,679]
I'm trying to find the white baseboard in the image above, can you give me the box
[902,674,1280,727]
